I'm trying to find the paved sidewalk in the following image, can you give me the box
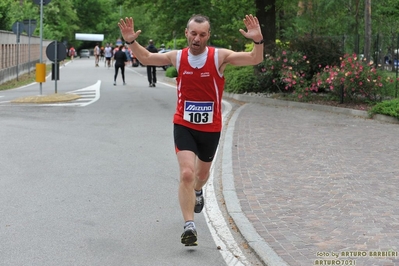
[223,94,399,266]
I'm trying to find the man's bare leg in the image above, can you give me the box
[194,158,212,191]
[177,150,196,222]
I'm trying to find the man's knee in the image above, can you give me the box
[196,171,210,183]
[180,167,195,184]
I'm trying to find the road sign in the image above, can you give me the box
[12,21,25,43]
[23,19,37,37]
[12,21,25,35]
[46,41,67,62]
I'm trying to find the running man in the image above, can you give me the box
[118,14,264,246]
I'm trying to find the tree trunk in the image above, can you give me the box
[256,0,276,54]
[354,0,361,54]
[364,0,372,63]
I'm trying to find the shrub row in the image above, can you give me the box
[164,34,399,119]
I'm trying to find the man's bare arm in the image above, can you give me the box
[118,17,176,67]
[220,14,264,70]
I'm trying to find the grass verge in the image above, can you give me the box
[0,64,53,91]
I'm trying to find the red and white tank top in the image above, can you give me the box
[173,47,225,132]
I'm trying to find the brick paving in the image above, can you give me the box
[231,102,399,266]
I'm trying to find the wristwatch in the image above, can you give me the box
[125,39,135,45]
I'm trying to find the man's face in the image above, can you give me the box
[185,21,210,55]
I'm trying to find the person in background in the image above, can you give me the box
[124,44,132,67]
[159,43,165,52]
[69,46,76,62]
[104,43,113,68]
[100,46,105,61]
[146,40,158,87]
[94,43,101,67]
[113,45,128,86]
[118,13,263,246]
[109,43,115,66]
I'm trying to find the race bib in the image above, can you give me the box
[183,101,214,124]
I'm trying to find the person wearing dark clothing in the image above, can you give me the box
[146,40,158,87]
[113,45,128,85]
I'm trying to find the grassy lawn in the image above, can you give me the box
[0,64,53,91]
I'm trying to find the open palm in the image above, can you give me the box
[239,14,262,41]
[118,17,142,43]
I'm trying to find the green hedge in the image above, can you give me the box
[165,66,177,78]
[369,99,399,119]
[223,65,258,94]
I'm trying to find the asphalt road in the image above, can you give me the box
[0,59,259,266]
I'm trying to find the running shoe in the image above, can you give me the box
[194,190,204,213]
[181,223,197,246]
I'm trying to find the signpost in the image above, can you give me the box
[23,19,37,75]
[33,0,51,95]
[11,21,24,81]
[46,41,66,93]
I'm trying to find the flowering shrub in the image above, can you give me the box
[311,53,397,102]
[257,49,311,95]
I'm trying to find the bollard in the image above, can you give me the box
[35,63,46,83]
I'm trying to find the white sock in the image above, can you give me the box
[185,220,195,229]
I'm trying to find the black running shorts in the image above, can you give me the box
[173,124,221,162]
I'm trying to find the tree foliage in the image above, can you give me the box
[1,0,399,53]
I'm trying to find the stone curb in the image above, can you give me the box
[222,104,289,266]
[11,93,80,103]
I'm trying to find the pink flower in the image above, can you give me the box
[282,51,286,55]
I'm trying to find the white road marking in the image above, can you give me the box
[0,80,101,107]
[203,100,249,266]
[0,95,6,103]
[34,80,101,107]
